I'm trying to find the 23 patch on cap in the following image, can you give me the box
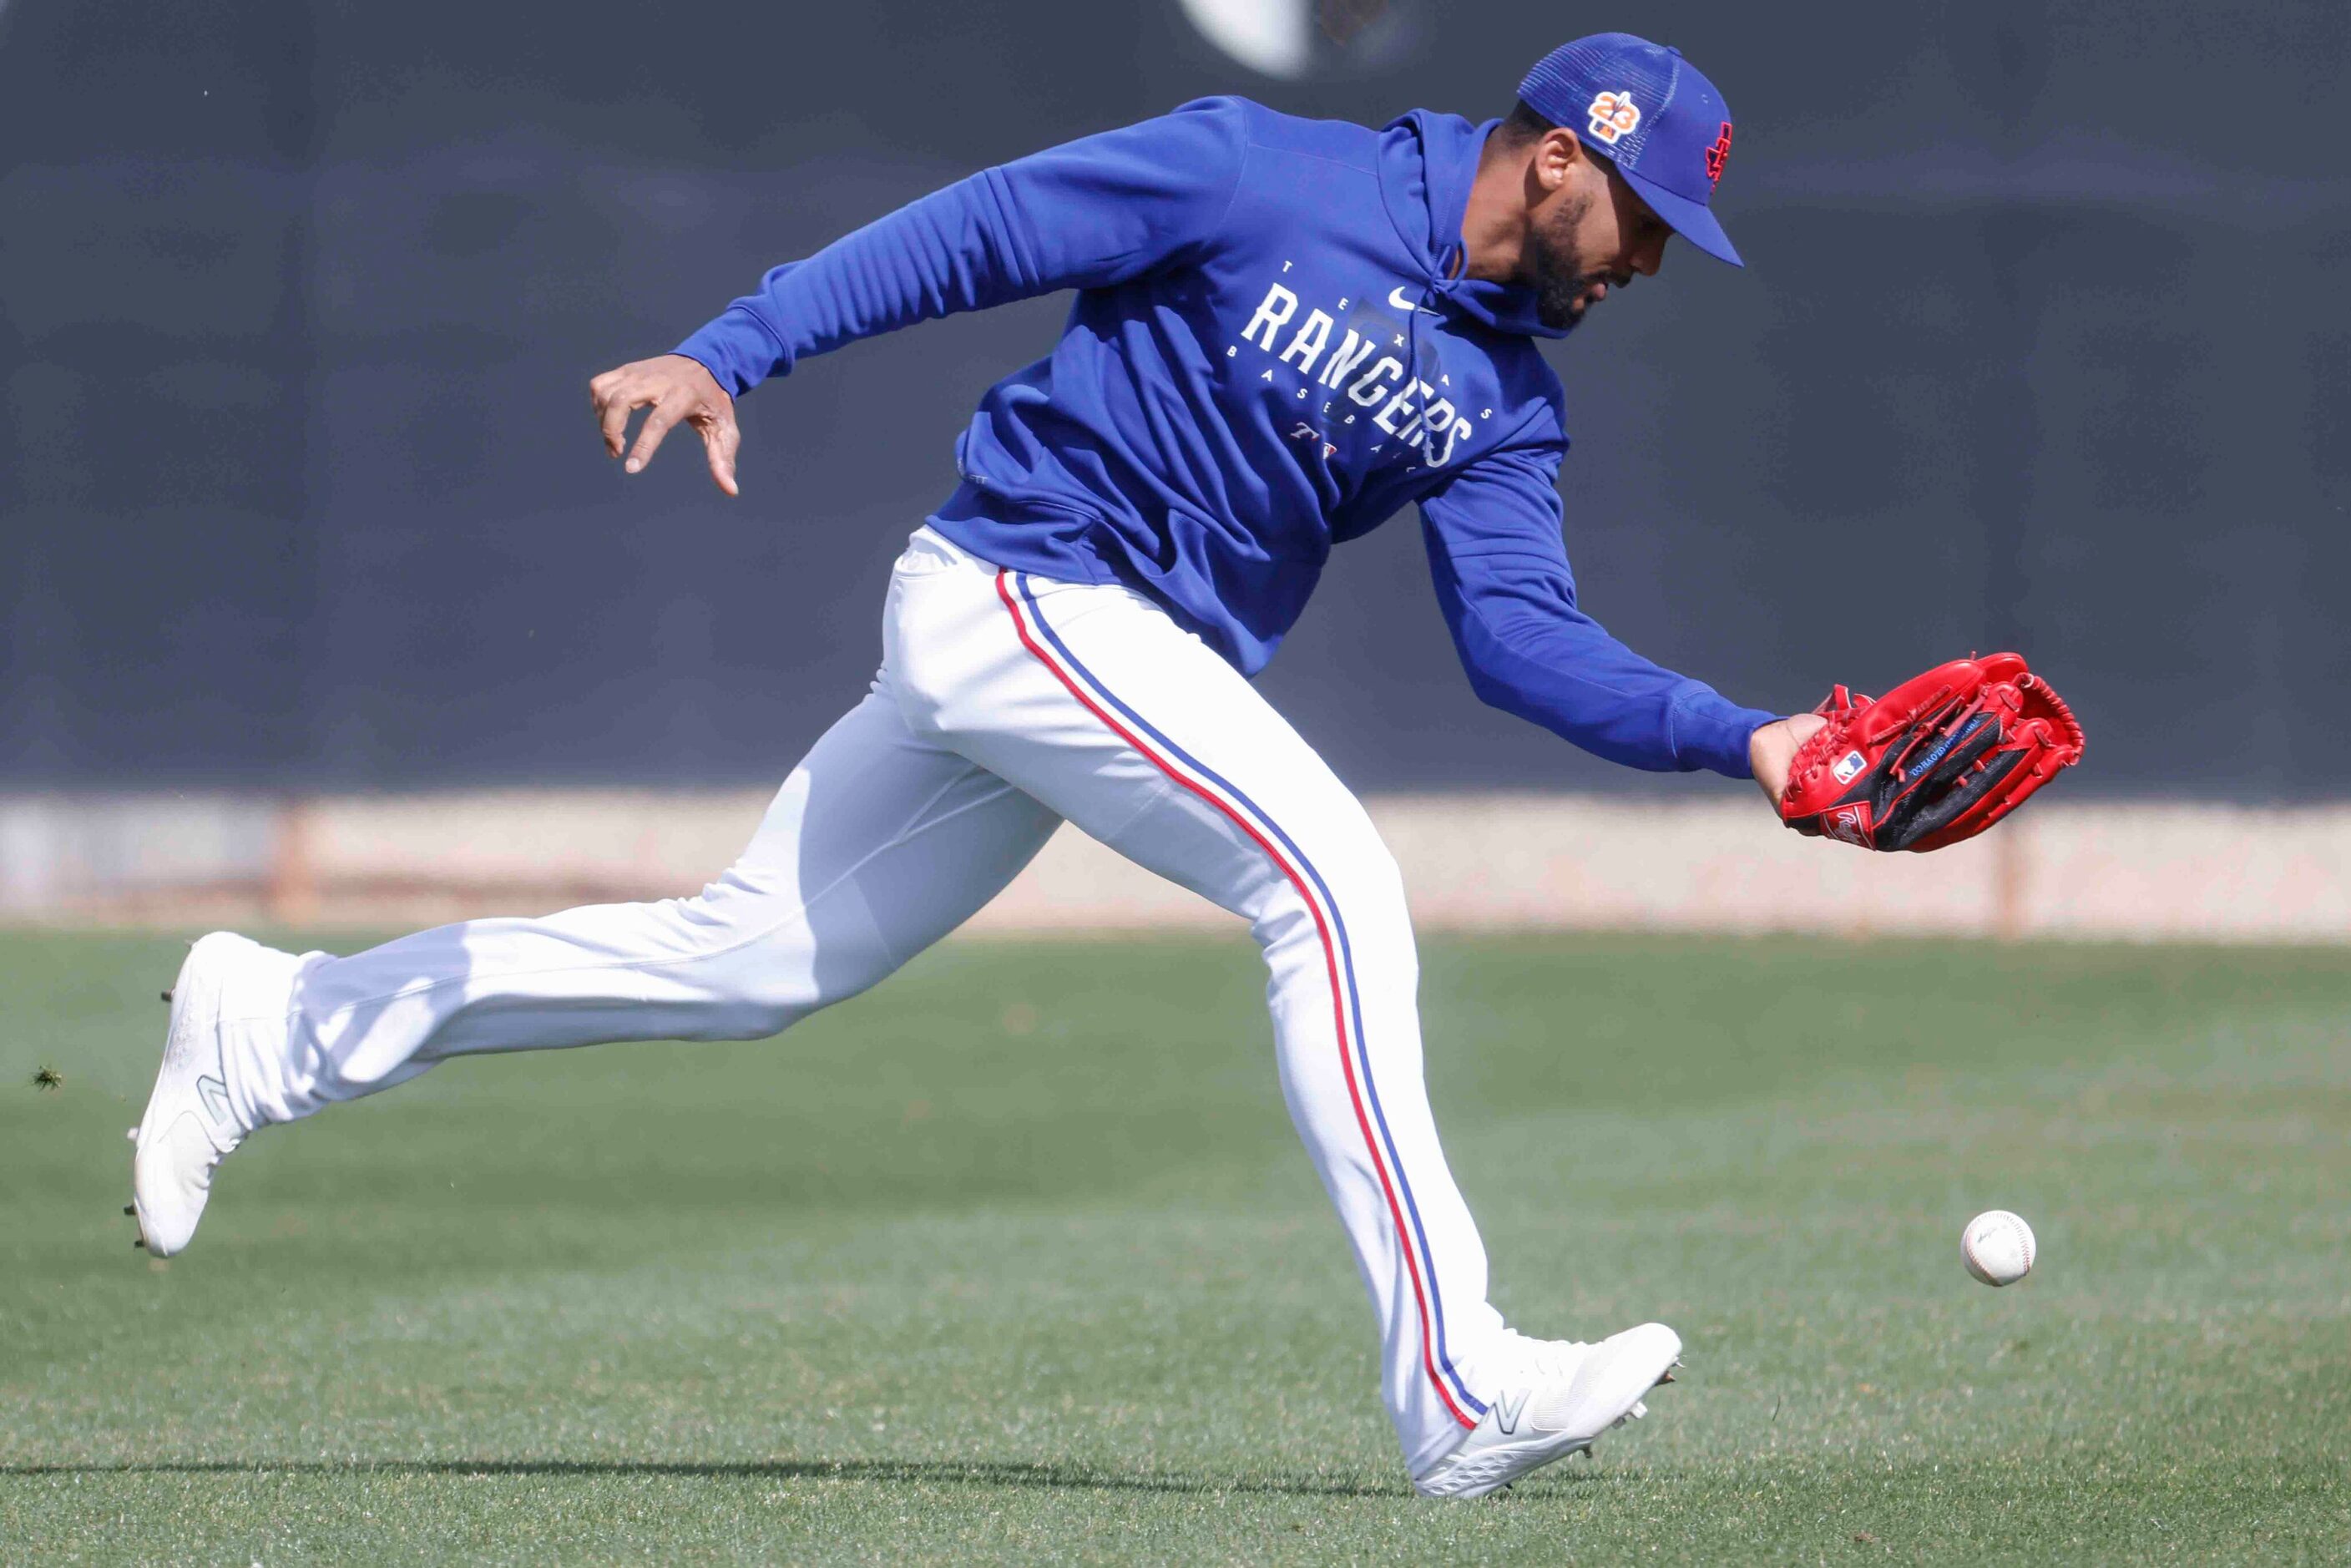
[1586,90,1640,144]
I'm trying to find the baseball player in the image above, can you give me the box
[132,34,1823,1498]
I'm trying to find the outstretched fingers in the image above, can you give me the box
[589,357,740,492]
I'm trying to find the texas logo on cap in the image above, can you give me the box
[1705,121,1733,186]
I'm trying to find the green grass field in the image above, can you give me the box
[3,929,2346,1563]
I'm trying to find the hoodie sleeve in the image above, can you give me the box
[673,98,1252,395]
[1418,419,1779,777]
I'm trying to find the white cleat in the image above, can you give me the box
[129,933,267,1257]
[1413,1322,1683,1500]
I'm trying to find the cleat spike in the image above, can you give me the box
[1631,1400,1647,1419]
[161,989,174,1004]
[126,1127,139,1141]
[1655,1368,1676,1385]
[132,1237,145,1249]
[124,1204,135,1216]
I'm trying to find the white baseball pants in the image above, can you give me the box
[225,527,1511,1469]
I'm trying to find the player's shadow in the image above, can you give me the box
[0,1457,1515,1499]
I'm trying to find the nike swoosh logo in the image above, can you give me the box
[1388,285,1442,317]
[197,1075,232,1128]
[1494,1388,1530,1435]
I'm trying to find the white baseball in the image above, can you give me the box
[1961,1210,2036,1287]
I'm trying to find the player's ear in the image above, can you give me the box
[1530,126,1585,195]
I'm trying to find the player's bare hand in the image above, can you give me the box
[588,354,741,496]
[1749,714,1827,806]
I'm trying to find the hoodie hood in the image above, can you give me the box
[1375,109,1570,340]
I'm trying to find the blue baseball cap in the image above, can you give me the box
[1516,33,1743,267]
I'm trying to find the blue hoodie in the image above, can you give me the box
[677,98,1776,776]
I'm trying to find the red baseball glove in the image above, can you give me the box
[1778,653,2085,852]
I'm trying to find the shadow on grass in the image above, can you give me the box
[0,1456,1493,1500]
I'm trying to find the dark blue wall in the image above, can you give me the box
[3,0,2345,796]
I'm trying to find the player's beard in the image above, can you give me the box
[1527,190,1620,333]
